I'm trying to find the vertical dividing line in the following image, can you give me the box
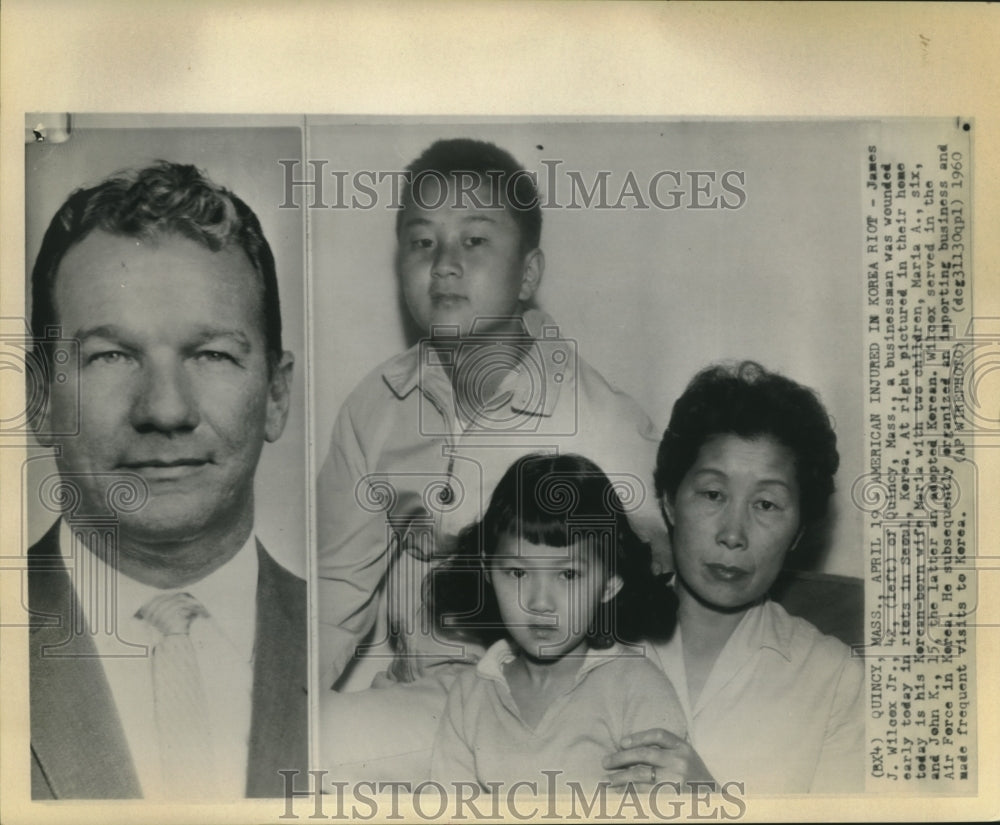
[301,115,321,783]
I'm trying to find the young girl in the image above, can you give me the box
[427,453,685,793]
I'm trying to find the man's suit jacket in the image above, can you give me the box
[28,521,308,799]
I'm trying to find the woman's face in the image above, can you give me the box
[664,433,802,611]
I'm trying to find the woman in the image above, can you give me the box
[604,361,864,794]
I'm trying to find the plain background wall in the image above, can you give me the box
[23,118,307,576]
[309,119,864,577]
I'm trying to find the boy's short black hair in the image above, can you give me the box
[396,138,542,253]
[654,361,840,528]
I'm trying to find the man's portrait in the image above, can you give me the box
[23,120,307,800]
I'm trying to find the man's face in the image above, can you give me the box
[396,178,543,338]
[42,230,292,548]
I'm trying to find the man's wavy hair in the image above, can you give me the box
[425,452,675,651]
[654,361,840,528]
[31,160,283,364]
[396,138,542,254]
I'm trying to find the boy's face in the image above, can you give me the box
[396,177,543,338]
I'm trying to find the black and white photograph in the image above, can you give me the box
[309,118,974,808]
[1,3,997,824]
[20,119,309,801]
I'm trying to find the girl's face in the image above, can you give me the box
[488,536,622,661]
[663,433,802,612]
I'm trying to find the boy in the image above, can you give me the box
[317,138,667,775]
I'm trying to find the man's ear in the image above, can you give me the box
[601,574,624,604]
[788,527,805,555]
[518,248,544,302]
[660,495,676,528]
[32,398,56,448]
[265,351,294,443]
[30,358,57,448]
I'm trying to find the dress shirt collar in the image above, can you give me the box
[380,308,567,419]
[62,520,259,663]
[667,574,795,662]
[655,581,795,719]
[732,597,795,662]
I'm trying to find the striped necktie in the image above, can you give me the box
[138,591,217,799]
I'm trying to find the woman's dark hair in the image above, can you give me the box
[424,453,675,650]
[654,361,839,527]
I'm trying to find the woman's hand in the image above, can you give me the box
[603,728,715,789]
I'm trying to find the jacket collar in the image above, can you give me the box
[29,520,144,799]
